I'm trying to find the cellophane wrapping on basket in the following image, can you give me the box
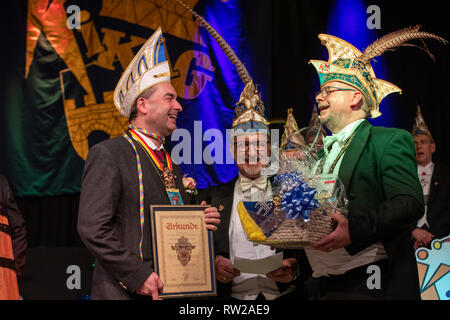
[237,147,348,249]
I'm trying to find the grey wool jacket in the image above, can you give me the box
[78,135,189,299]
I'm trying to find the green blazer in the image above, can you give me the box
[321,120,424,299]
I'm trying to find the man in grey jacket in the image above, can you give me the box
[77,28,220,300]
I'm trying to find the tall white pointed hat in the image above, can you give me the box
[114,27,171,117]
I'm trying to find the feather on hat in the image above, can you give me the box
[177,0,269,133]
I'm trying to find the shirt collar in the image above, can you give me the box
[418,161,434,174]
[134,130,164,151]
[323,119,364,154]
[334,119,365,144]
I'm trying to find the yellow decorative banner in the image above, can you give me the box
[26,0,218,159]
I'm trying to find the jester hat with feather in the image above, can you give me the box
[177,0,269,133]
[310,26,447,118]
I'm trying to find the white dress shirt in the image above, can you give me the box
[306,119,388,277]
[228,174,283,300]
[417,161,434,228]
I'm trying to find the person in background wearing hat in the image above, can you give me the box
[77,28,220,300]
[411,106,450,250]
[306,27,446,300]
[0,175,27,282]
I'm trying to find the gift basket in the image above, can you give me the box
[237,110,348,249]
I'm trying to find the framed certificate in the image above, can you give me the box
[150,205,217,298]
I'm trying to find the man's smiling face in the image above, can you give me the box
[141,82,183,137]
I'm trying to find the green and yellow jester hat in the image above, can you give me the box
[310,26,447,118]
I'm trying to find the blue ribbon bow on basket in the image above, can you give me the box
[274,172,319,221]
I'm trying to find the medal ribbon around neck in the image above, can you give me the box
[122,132,145,260]
[327,130,357,174]
[129,124,165,144]
[128,129,173,172]
[123,128,179,260]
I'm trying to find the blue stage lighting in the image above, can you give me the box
[326,0,396,127]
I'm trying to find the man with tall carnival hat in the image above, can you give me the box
[411,106,450,250]
[177,3,308,300]
[306,26,446,299]
[77,27,220,300]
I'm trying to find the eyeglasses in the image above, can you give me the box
[315,86,355,100]
[234,141,269,152]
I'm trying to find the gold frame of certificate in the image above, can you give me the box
[150,205,217,298]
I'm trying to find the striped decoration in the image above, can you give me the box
[128,129,172,172]
[129,124,165,144]
[123,132,145,261]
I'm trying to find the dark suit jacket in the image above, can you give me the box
[423,161,450,239]
[0,175,27,280]
[77,136,189,299]
[198,176,312,299]
[326,120,424,299]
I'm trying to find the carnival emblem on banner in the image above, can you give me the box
[25,0,215,159]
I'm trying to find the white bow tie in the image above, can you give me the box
[240,176,267,192]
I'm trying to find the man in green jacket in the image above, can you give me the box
[303,28,445,299]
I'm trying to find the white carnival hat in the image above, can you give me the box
[114,27,171,117]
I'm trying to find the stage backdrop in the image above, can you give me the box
[0,0,271,197]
